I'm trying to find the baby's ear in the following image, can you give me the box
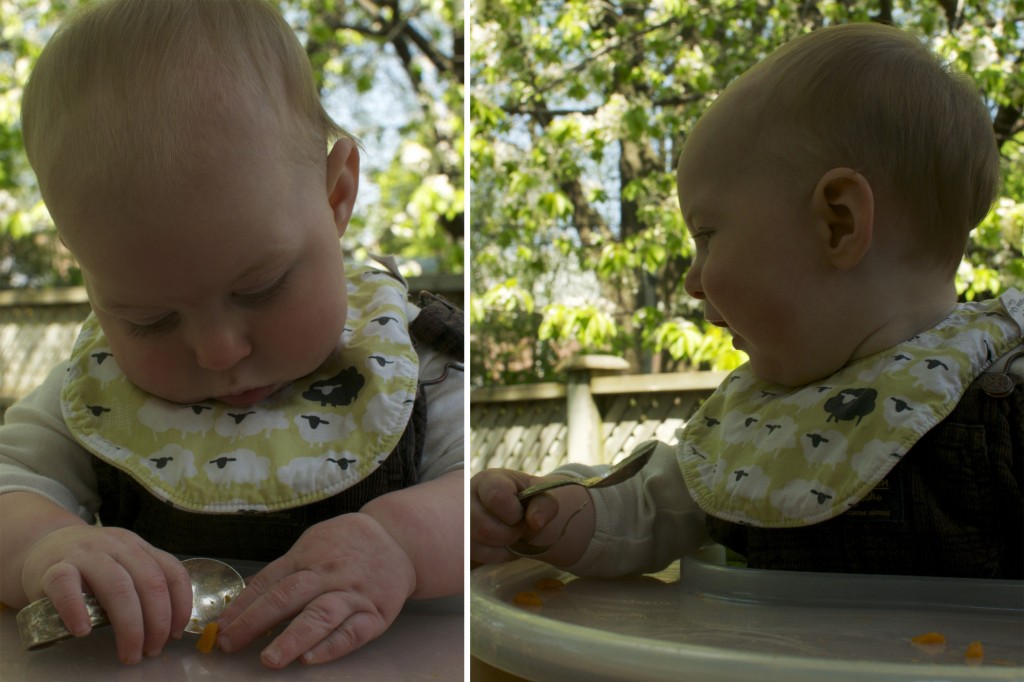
[326,138,360,237]
[812,168,874,270]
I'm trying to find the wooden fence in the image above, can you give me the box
[471,354,725,474]
[0,273,462,422]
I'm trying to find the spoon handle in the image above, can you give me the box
[517,476,595,501]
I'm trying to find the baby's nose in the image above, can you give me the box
[190,321,252,372]
[683,263,704,300]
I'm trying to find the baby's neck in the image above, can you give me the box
[846,279,958,363]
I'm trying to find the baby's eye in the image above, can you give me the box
[692,228,714,245]
[236,272,289,305]
[126,313,179,338]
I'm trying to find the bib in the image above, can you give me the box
[61,264,420,513]
[680,289,1024,528]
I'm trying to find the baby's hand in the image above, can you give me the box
[470,468,562,564]
[215,513,416,669]
[20,525,192,664]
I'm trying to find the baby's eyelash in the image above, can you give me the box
[123,273,289,338]
[236,272,289,305]
[126,313,179,338]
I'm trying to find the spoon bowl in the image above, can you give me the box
[516,440,656,502]
[182,557,245,633]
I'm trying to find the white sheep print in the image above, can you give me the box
[679,289,1024,528]
[60,265,419,513]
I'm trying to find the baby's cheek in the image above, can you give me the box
[272,295,346,369]
[111,342,192,401]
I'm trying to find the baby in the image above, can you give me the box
[0,0,463,668]
[472,23,1022,580]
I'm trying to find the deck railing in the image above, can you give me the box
[471,354,724,474]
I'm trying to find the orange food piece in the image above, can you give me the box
[512,591,543,607]
[964,641,984,664]
[196,622,219,653]
[534,578,565,590]
[911,632,946,644]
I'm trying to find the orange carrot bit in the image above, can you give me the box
[196,622,219,653]
[534,578,565,591]
[512,591,543,607]
[910,631,947,656]
[964,641,984,665]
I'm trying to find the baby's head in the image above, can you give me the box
[683,22,999,272]
[22,0,362,406]
[677,23,1000,386]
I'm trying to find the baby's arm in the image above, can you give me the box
[216,469,463,668]
[0,367,192,664]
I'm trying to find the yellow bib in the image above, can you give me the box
[61,264,419,513]
[680,289,1024,527]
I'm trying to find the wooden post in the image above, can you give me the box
[557,354,631,466]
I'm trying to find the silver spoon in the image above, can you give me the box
[17,557,245,649]
[515,440,656,502]
[182,557,245,633]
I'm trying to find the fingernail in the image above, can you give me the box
[71,623,92,637]
[261,647,280,667]
[217,634,233,652]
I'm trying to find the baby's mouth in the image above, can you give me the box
[215,385,278,408]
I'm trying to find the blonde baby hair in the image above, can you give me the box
[21,0,351,229]
[721,22,1000,273]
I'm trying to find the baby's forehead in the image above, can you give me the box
[678,92,759,173]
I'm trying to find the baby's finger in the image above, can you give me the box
[151,551,192,639]
[523,493,560,532]
[128,550,189,656]
[294,608,391,666]
[474,476,527,526]
[39,562,92,637]
[218,555,292,624]
[218,570,320,654]
[80,559,145,664]
[257,593,371,668]
[469,501,525,546]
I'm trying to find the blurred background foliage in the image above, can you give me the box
[470,0,1024,387]
[0,0,464,288]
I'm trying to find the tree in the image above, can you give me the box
[470,0,1024,387]
[0,0,463,288]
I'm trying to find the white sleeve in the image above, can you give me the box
[409,296,464,480]
[553,440,707,577]
[0,361,100,522]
